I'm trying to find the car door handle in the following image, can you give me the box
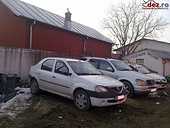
[37,72,41,75]
[52,76,56,78]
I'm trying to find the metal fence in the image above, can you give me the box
[0,47,66,80]
[0,47,70,102]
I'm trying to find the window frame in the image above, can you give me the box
[136,59,144,65]
[54,60,70,75]
[41,59,55,72]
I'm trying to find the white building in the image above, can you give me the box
[115,39,170,76]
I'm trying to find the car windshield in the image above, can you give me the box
[68,61,102,75]
[135,65,150,74]
[110,60,132,71]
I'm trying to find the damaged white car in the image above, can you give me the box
[29,58,127,110]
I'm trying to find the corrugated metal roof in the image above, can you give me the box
[1,0,112,44]
[148,49,170,59]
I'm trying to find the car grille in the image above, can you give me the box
[106,86,124,94]
[146,80,155,86]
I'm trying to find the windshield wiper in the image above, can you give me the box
[89,73,101,75]
[77,73,101,75]
[143,72,150,74]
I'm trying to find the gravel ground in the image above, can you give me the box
[0,86,170,128]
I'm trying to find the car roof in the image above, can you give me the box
[82,57,122,62]
[82,57,107,60]
[42,57,81,62]
[107,58,121,61]
[135,64,144,67]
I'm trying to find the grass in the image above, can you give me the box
[0,89,170,128]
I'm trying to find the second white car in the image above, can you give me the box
[82,57,158,96]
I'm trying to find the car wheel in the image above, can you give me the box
[122,81,134,97]
[30,79,40,95]
[73,89,91,110]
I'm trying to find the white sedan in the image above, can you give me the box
[29,57,127,110]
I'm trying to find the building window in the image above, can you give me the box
[136,59,144,65]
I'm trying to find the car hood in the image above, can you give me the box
[79,75,123,87]
[145,73,165,80]
[117,71,152,80]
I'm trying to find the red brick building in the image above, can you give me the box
[0,0,113,58]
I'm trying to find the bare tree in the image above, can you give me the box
[104,1,168,56]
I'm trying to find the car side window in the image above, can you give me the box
[89,59,99,68]
[55,61,69,75]
[99,60,114,72]
[41,59,55,72]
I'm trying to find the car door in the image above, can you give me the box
[52,60,73,96]
[38,59,56,91]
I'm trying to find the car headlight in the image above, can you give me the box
[162,79,167,83]
[95,85,108,92]
[136,79,146,86]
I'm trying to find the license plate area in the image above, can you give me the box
[150,88,157,92]
[117,95,125,100]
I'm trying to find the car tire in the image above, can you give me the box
[73,89,91,111]
[30,79,40,95]
[122,81,134,97]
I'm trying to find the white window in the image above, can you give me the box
[136,59,144,65]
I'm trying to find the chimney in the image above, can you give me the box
[64,8,72,30]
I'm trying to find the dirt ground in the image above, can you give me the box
[0,87,170,128]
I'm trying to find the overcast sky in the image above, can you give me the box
[21,0,170,43]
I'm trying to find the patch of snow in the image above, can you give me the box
[58,115,63,119]
[0,88,32,118]
[118,109,122,113]
[156,102,160,105]
[148,92,160,98]
[162,91,169,96]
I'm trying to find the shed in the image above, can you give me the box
[0,0,113,58]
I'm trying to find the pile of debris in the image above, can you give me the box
[0,88,32,118]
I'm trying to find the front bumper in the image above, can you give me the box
[134,85,158,94]
[155,79,168,89]
[86,89,127,107]
[90,96,127,107]
[155,83,168,90]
